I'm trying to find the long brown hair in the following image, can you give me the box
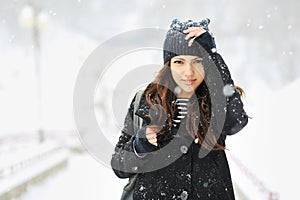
[144,60,246,151]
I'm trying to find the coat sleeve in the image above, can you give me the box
[211,53,249,135]
[110,93,151,178]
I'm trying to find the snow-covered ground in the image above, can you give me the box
[14,152,126,200]
[226,78,300,200]
[9,151,247,200]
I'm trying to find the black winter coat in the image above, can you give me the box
[111,53,249,200]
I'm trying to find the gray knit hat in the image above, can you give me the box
[163,18,216,64]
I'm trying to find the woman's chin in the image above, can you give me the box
[181,86,195,93]
[178,88,196,98]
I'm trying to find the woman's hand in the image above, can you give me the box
[146,125,161,146]
[183,27,207,46]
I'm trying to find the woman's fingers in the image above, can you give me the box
[184,31,197,40]
[148,125,162,133]
[183,26,206,34]
[146,132,158,146]
[148,137,158,146]
[183,27,207,40]
[146,125,160,146]
[146,132,156,140]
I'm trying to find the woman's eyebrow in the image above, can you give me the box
[193,57,203,60]
[173,57,185,60]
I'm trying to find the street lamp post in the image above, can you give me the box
[19,4,48,143]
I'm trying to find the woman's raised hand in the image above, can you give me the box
[183,27,207,46]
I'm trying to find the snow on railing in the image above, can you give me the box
[0,143,65,178]
[0,134,69,198]
[228,152,280,200]
[0,134,40,155]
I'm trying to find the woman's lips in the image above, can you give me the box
[182,79,196,85]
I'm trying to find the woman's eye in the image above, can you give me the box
[193,59,203,64]
[174,60,183,64]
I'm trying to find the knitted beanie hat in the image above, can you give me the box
[163,18,216,64]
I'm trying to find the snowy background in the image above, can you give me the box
[0,0,299,199]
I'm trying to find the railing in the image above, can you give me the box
[0,144,65,178]
[228,152,280,200]
[0,133,71,199]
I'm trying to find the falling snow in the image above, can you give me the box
[223,84,235,97]
[48,10,57,16]
[0,1,298,199]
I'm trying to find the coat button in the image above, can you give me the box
[132,166,138,172]
[180,145,188,154]
[180,190,188,200]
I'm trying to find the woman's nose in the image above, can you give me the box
[183,63,194,76]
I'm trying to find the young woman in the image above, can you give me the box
[111,19,249,200]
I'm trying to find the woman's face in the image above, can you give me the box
[170,55,205,98]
